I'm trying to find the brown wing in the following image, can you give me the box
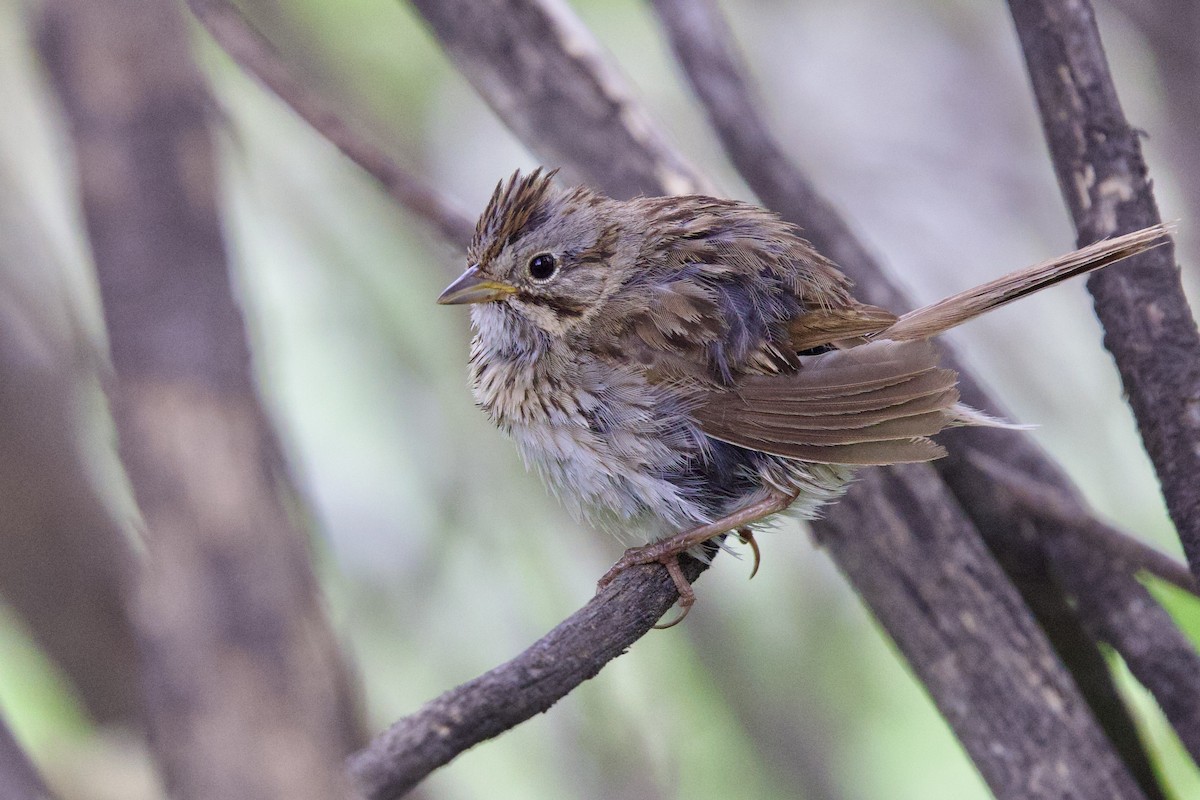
[693,340,958,465]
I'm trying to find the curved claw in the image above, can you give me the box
[598,548,697,629]
[736,527,761,580]
[653,604,691,629]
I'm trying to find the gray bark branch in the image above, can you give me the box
[185,0,476,249]
[1008,0,1200,581]
[347,559,708,799]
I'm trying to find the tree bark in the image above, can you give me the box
[1008,0,1200,581]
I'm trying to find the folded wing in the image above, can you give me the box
[694,340,958,465]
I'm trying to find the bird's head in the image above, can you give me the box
[437,169,626,339]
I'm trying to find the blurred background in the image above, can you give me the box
[1,0,1198,797]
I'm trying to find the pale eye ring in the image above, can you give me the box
[527,252,558,282]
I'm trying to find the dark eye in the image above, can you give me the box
[527,253,558,282]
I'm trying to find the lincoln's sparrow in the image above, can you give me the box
[438,168,1168,624]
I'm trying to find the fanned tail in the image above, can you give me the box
[883,224,1173,341]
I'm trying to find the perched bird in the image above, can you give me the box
[438,168,1168,625]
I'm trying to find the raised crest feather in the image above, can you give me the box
[470,168,560,268]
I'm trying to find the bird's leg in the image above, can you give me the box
[597,490,798,626]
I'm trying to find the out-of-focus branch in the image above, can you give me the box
[185,0,475,249]
[977,453,1200,759]
[0,713,54,800]
[347,558,708,800]
[0,195,141,725]
[37,0,363,796]
[408,0,710,200]
[1008,0,1200,581]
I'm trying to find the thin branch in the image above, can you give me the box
[972,452,1198,595]
[0,714,54,800]
[1008,0,1200,581]
[407,0,711,200]
[185,0,476,248]
[347,558,708,799]
[1050,533,1200,761]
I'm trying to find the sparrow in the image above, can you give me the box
[438,168,1168,625]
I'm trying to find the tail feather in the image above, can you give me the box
[883,224,1173,341]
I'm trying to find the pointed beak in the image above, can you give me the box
[436,266,518,305]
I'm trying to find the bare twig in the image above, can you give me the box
[347,558,707,800]
[1008,0,1200,580]
[408,0,710,200]
[1048,532,1200,761]
[185,0,475,247]
[0,714,54,800]
[38,0,362,796]
[972,452,1197,595]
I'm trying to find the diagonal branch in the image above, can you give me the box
[347,559,707,799]
[976,454,1200,759]
[0,714,54,800]
[1007,0,1200,581]
[185,0,475,248]
[407,0,710,200]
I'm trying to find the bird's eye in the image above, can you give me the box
[527,253,558,282]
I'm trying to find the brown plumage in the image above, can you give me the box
[438,168,1171,624]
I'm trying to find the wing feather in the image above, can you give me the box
[694,340,957,465]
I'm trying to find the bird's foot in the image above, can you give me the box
[596,540,698,628]
[595,490,797,627]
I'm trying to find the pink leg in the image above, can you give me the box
[597,490,798,626]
